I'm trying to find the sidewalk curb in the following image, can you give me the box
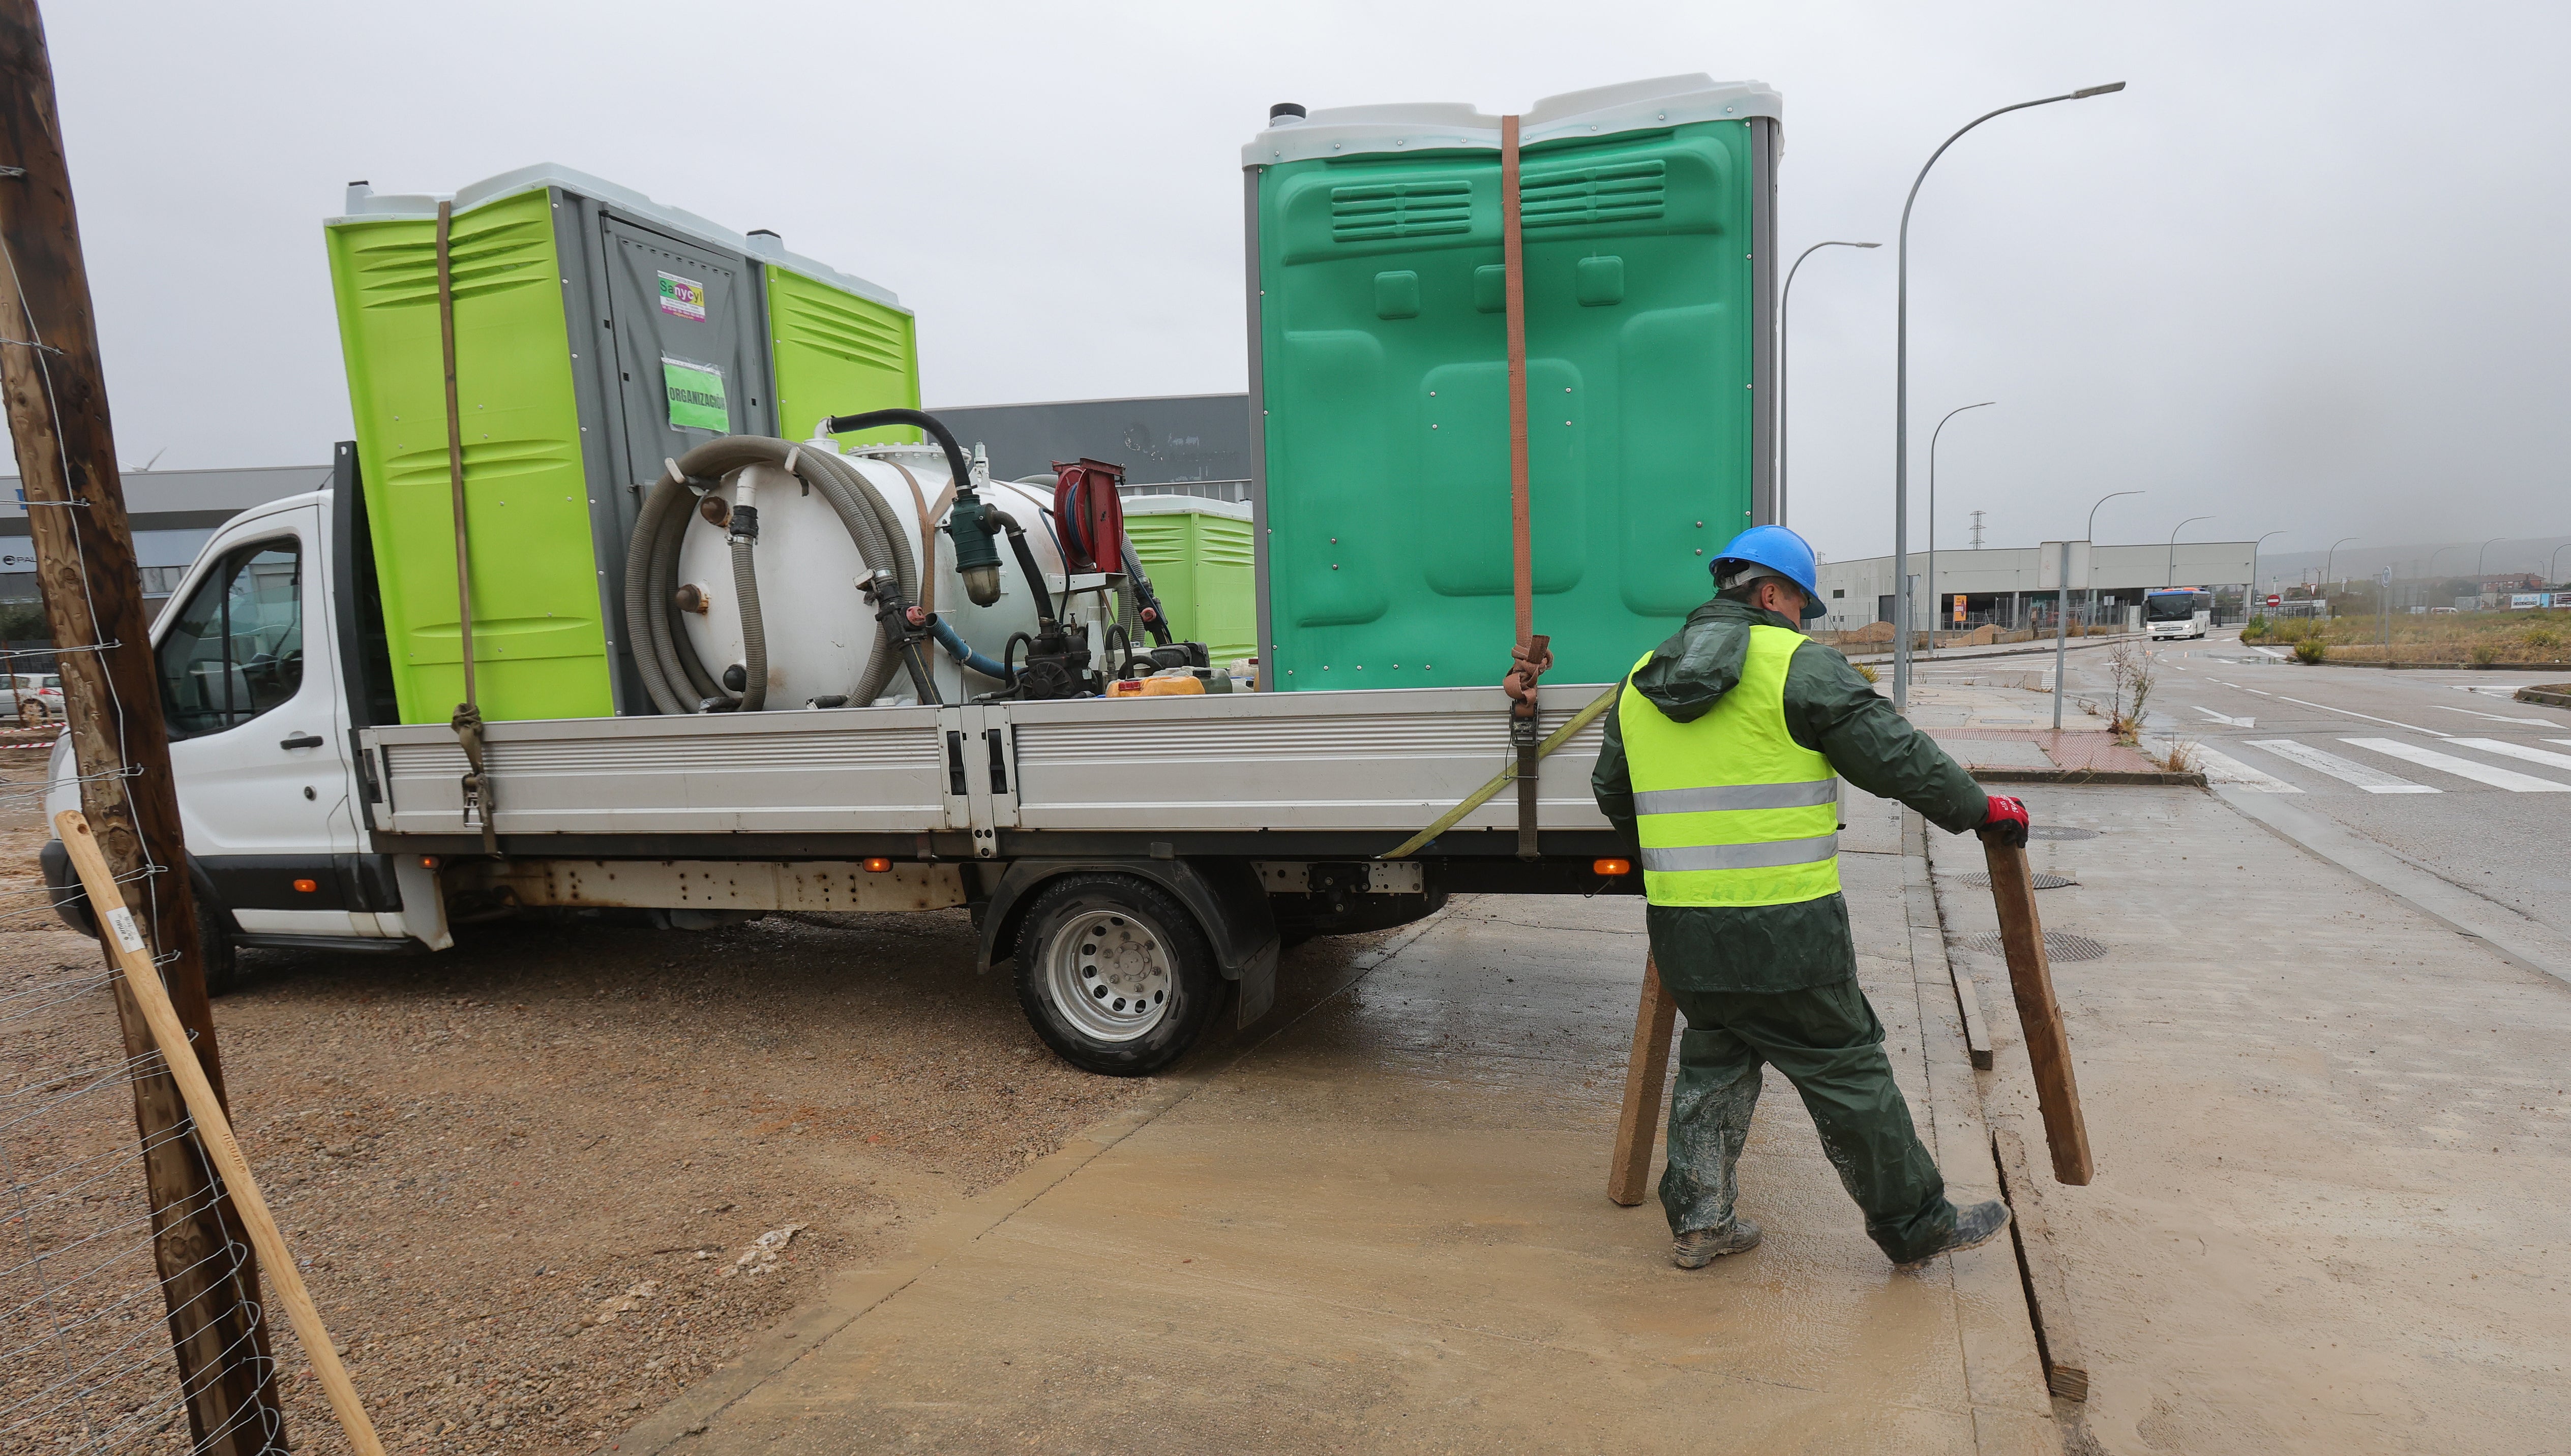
[1970,768,2206,787]
[610,912,1454,1455]
[2516,684,2571,708]
[2318,660,2571,672]
[2216,786,2571,991]
[1847,634,2137,666]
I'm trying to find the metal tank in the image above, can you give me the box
[672,444,1063,707]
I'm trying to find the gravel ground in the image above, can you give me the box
[2,810,1150,1454]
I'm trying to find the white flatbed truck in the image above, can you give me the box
[44,447,1635,1074]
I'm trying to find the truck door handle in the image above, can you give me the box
[945,731,969,796]
[279,733,325,751]
[984,728,1009,795]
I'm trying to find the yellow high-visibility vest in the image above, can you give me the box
[1617,625,1840,907]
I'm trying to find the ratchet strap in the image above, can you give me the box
[1382,682,1618,862]
[435,200,498,857]
[1500,114,1548,859]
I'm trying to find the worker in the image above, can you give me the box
[1591,524,2030,1270]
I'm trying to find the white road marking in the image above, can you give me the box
[2192,706,2255,726]
[2431,704,2555,724]
[2275,695,2452,737]
[2186,744,2303,792]
[2249,646,2291,659]
[2447,738,2571,773]
[2342,738,2571,793]
[2244,739,2439,793]
[2457,684,2543,699]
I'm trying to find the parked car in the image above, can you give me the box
[1,672,62,724]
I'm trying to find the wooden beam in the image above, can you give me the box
[1994,1127,2090,1402]
[1980,833,2094,1184]
[57,811,387,1454]
[1608,956,1679,1207]
[1951,959,1994,1071]
[0,5,278,1446]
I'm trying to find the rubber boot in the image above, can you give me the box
[1898,1199,2010,1269]
[1671,1217,1764,1269]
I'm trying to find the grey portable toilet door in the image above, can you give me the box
[595,217,777,503]
[589,215,779,711]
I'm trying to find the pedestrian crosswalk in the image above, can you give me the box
[2244,739,2440,793]
[2229,736,2571,794]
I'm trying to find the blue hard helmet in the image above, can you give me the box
[1711,524,1825,620]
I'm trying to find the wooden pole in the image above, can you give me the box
[0,6,280,1446]
[1978,831,2094,1184]
[56,811,387,1455]
[1607,956,1679,1206]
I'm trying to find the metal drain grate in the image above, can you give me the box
[1956,872,2077,890]
[1952,931,2108,962]
[2027,826,2100,841]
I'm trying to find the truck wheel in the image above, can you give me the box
[1013,874,1221,1077]
[196,893,240,997]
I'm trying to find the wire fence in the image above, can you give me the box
[1,948,281,1452]
[4,174,288,1450]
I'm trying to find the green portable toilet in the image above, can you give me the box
[325,166,919,723]
[1123,495,1257,665]
[1243,76,1780,690]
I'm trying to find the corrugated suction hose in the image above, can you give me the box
[625,437,921,714]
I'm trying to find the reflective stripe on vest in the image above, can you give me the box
[1617,625,1841,907]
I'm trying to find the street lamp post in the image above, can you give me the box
[2323,536,2358,616]
[2252,530,2284,620]
[2083,489,2143,631]
[1925,401,1994,656]
[1778,240,1879,528]
[1891,80,2128,714]
[2167,514,2213,588]
[2477,536,2507,595]
[2551,542,2569,589]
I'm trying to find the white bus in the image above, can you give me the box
[2147,586,2214,640]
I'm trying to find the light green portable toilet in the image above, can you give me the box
[1242,76,1781,689]
[1123,495,1257,665]
[324,166,918,723]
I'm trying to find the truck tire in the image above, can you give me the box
[196,893,240,997]
[1013,873,1222,1077]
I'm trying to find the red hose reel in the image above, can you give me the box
[1050,458,1126,574]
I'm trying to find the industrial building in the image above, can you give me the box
[0,463,333,606]
[1813,539,2261,635]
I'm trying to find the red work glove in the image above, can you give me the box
[1978,794,2030,848]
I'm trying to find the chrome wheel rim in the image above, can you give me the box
[1046,907,1173,1043]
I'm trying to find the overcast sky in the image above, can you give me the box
[21,0,2570,575]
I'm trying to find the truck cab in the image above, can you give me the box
[43,465,442,980]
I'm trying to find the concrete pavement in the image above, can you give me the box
[1929,783,2571,1454]
[625,792,2056,1455]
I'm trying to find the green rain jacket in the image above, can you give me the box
[1591,597,1990,993]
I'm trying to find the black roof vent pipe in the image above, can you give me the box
[1270,102,1306,123]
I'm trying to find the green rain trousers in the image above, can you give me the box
[1659,980,1954,1264]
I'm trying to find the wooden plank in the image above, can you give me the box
[1993,1127,2091,1402]
[56,811,388,1455]
[1981,833,2095,1184]
[1607,956,1680,1207]
[1952,960,1995,1071]
[0,10,278,1445]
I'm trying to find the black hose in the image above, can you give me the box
[983,507,1056,622]
[819,408,974,513]
[1120,536,1177,647]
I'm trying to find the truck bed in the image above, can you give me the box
[359,684,1622,865]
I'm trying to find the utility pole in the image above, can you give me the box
[0,5,280,1449]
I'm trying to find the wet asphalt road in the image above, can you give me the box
[2085,631,2571,941]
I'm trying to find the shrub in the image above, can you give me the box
[2241,615,2270,642]
[2293,639,2327,664]
[2470,642,2499,666]
[1851,660,1879,684]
